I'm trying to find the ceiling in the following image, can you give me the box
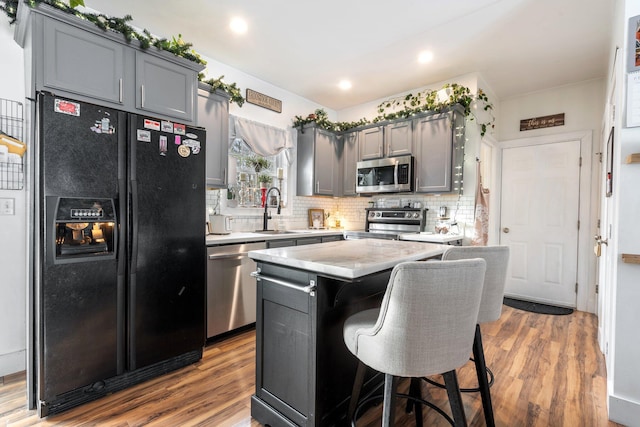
[85,0,613,111]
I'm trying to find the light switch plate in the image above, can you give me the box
[0,198,15,215]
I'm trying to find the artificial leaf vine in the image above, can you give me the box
[293,83,495,137]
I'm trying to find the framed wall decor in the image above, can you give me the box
[606,127,614,197]
[308,209,325,228]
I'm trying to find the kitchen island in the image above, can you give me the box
[248,239,445,426]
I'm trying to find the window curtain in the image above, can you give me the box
[230,115,294,163]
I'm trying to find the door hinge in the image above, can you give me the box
[577,220,580,230]
[596,284,599,294]
[597,219,601,228]
[575,283,578,293]
[579,156,582,167]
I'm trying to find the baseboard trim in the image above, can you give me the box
[609,394,640,426]
[0,350,26,377]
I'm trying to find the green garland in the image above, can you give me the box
[293,83,495,136]
[199,75,245,107]
[1,0,247,105]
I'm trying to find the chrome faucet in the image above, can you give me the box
[262,187,281,231]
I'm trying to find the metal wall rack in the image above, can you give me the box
[0,98,24,190]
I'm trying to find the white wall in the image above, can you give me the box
[0,21,27,376]
[605,0,640,424]
[498,79,605,142]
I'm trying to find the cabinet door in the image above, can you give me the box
[342,131,359,197]
[359,126,384,160]
[255,265,315,426]
[385,120,412,157]
[413,113,453,193]
[136,52,196,122]
[296,237,322,245]
[314,129,336,195]
[197,88,229,188]
[42,18,125,105]
[267,239,297,248]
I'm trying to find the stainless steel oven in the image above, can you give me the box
[356,155,413,194]
[343,207,426,240]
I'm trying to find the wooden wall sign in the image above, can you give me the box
[520,113,565,131]
[246,89,282,113]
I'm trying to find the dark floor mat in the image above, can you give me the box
[503,297,574,315]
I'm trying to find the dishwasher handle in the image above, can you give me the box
[208,251,251,260]
[250,271,316,295]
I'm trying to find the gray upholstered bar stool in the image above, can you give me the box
[414,246,509,427]
[343,259,486,426]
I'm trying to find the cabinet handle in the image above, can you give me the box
[118,78,123,103]
[415,178,419,190]
[250,272,317,295]
[223,168,227,185]
[140,85,145,108]
[316,181,319,193]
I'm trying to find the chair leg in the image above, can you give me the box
[443,370,467,427]
[348,361,367,422]
[407,377,423,427]
[381,374,398,427]
[473,324,495,427]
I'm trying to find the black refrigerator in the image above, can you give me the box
[33,92,206,416]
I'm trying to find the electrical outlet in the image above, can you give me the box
[0,198,15,215]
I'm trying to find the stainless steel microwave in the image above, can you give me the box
[356,155,413,194]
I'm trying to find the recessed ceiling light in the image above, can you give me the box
[229,17,248,34]
[418,51,434,64]
[338,80,352,90]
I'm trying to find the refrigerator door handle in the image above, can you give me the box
[130,178,139,270]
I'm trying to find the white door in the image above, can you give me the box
[500,140,581,307]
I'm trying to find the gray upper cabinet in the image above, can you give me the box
[297,125,339,196]
[385,119,413,157]
[341,130,359,197]
[135,52,197,122]
[20,3,203,123]
[197,84,230,188]
[413,108,464,193]
[359,126,384,160]
[42,18,125,105]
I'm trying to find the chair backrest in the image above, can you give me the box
[442,246,510,324]
[353,259,486,378]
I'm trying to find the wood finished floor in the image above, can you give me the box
[0,305,622,426]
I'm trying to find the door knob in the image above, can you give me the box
[503,227,510,233]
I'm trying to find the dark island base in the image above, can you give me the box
[251,262,391,427]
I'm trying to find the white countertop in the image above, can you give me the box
[399,233,463,243]
[248,239,446,279]
[206,229,344,245]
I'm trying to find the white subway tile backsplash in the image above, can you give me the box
[206,189,476,234]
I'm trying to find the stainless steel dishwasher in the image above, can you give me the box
[207,241,266,338]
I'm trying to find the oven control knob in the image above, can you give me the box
[375,212,382,218]
[413,212,420,218]
[405,212,412,218]
[369,211,375,218]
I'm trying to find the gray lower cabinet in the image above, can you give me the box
[412,107,464,193]
[267,239,297,249]
[20,3,203,123]
[267,235,343,248]
[197,84,230,188]
[297,125,340,196]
